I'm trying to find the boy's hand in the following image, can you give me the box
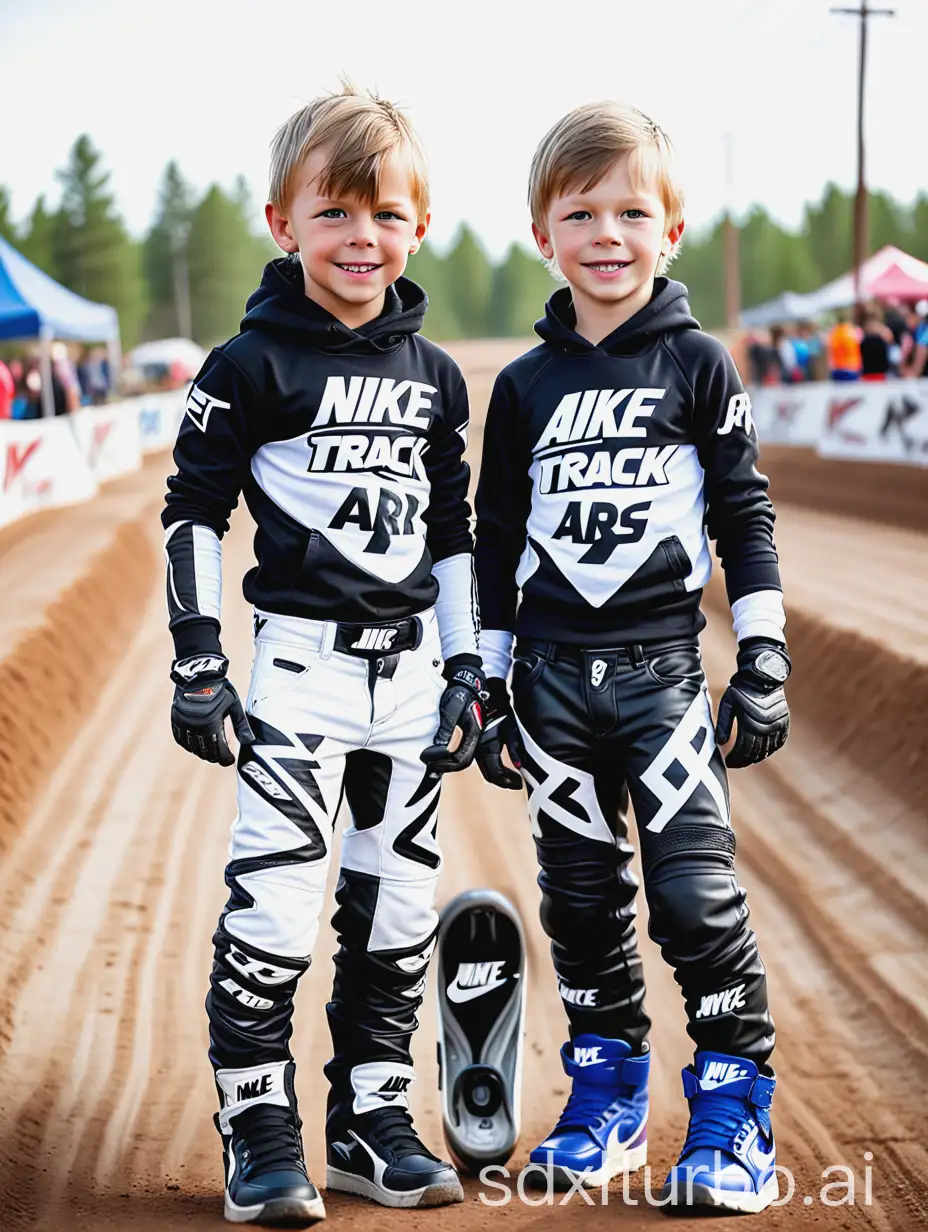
[421,659,485,774]
[170,654,255,766]
[715,638,791,769]
[476,679,524,791]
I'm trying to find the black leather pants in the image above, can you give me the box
[512,637,774,1066]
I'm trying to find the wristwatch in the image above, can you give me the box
[753,648,791,685]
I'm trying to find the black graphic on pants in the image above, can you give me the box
[206,613,447,1111]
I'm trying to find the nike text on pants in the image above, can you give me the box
[206,608,446,1109]
[512,639,774,1065]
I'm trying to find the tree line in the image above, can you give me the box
[2,134,926,349]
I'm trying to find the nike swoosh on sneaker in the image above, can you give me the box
[445,974,509,1003]
[698,1070,750,1091]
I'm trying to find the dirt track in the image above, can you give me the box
[1,344,926,1229]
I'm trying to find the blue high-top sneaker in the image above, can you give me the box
[529,1035,649,1189]
[661,1051,778,1213]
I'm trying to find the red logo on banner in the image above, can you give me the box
[90,421,113,466]
[827,397,866,444]
[4,439,42,493]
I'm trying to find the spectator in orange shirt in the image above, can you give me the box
[828,314,862,381]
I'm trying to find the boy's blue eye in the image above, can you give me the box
[625,209,648,220]
[375,211,402,221]
[566,210,591,222]
[320,208,346,219]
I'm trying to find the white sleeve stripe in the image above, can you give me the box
[163,519,191,546]
[479,628,515,681]
[192,524,223,623]
[432,552,479,660]
[167,559,186,613]
[731,590,786,643]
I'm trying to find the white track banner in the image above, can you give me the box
[0,418,98,528]
[750,379,928,465]
[70,403,143,481]
[136,388,188,454]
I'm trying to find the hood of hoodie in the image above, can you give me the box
[535,277,699,356]
[240,255,428,354]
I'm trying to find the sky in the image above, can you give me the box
[2,0,926,259]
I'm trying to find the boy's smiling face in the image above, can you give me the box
[266,147,429,329]
[533,153,684,340]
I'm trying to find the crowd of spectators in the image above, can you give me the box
[746,302,928,385]
[0,343,112,419]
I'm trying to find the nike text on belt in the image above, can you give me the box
[335,616,423,658]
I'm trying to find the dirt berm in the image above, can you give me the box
[0,460,165,852]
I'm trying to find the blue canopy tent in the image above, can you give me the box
[0,236,121,417]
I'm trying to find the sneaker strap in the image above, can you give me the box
[561,1045,649,1087]
[681,1066,775,1108]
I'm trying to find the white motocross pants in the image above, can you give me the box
[207,607,447,1117]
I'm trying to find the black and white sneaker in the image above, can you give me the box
[326,1103,464,1208]
[436,889,526,1173]
[215,1061,325,1225]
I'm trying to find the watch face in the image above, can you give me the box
[755,650,790,683]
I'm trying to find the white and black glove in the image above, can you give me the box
[476,678,524,791]
[170,654,255,766]
[421,657,485,775]
[715,637,791,769]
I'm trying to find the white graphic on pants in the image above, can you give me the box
[640,688,730,833]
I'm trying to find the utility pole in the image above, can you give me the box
[722,133,740,328]
[831,2,894,320]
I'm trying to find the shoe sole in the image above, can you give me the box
[224,1193,326,1225]
[436,889,526,1174]
[326,1166,464,1208]
[660,1174,779,1213]
[529,1143,647,1190]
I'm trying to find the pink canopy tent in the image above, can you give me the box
[808,246,928,312]
[743,245,928,323]
[867,255,928,302]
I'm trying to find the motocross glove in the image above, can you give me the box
[715,637,791,769]
[170,653,255,766]
[476,678,525,791]
[421,656,485,774]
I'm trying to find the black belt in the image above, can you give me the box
[518,636,698,668]
[334,616,423,658]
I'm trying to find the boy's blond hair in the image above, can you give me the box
[529,102,685,272]
[269,83,429,221]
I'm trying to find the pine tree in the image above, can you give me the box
[801,183,853,286]
[488,244,555,336]
[53,135,146,346]
[441,224,494,337]
[18,197,57,275]
[869,190,912,256]
[672,217,726,327]
[187,184,269,346]
[143,161,196,340]
[910,194,928,263]
[0,187,16,245]
[407,240,461,341]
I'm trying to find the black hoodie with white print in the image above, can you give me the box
[474,278,784,679]
[163,256,477,663]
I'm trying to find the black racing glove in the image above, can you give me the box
[170,653,255,767]
[476,678,525,790]
[421,657,485,775]
[715,637,791,769]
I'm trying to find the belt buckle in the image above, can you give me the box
[348,622,402,654]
